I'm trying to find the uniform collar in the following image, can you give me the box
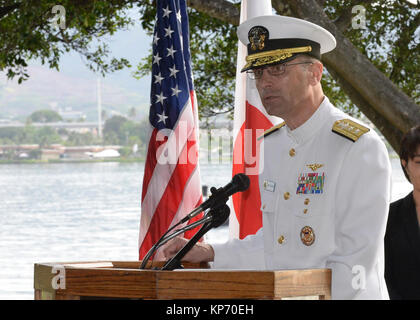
[285,96,330,145]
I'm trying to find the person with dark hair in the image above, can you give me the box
[385,125,420,299]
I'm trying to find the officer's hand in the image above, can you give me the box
[155,236,215,263]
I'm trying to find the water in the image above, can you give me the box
[0,158,411,299]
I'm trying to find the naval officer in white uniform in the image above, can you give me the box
[159,15,392,300]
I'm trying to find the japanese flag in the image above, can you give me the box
[230,0,281,239]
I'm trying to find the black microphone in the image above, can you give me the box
[161,204,230,271]
[208,203,230,228]
[139,214,213,270]
[180,173,250,224]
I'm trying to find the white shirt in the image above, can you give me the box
[212,97,391,300]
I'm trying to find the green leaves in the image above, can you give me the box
[0,0,134,83]
[29,109,63,123]
[103,115,146,146]
[323,0,419,104]
[1,0,417,119]
[136,2,238,119]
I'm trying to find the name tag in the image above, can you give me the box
[263,180,276,192]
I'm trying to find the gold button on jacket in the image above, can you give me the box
[289,148,296,157]
[214,97,391,299]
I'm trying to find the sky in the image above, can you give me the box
[53,17,152,92]
[0,8,154,121]
[1,1,417,121]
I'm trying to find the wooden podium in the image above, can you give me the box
[34,261,331,300]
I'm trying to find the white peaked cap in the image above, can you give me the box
[237,15,336,71]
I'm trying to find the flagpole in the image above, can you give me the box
[96,77,103,140]
[230,0,279,240]
[139,0,203,260]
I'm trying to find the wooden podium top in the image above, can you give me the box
[34,261,331,300]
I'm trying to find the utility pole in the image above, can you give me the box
[97,77,103,139]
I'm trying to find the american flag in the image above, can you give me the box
[139,0,202,259]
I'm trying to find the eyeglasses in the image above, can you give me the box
[246,62,313,80]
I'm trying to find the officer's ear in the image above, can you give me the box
[307,60,323,86]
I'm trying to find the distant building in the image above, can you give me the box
[61,146,100,159]
[0,144,40,160]
[0,144,122,161]
[0,121,103,135]
[59,145,122,160]
[92,149,121,158]
[58,107,87,122]
[41,149,63,161]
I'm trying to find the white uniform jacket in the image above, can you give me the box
[212,97,392,299]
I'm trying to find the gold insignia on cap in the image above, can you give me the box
[248,26,269,51]
[306,163,324,172]
[300,226,315,246]
[332,119,370,142]
[243,46,312,72]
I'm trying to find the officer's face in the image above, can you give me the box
[254,57,312,118]
[402,145,420,191]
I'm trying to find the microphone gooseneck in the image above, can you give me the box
[180,173,250,223]
[139,174,250,270]
[161,204,230,271]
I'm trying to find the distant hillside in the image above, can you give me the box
[0,15,153,123]
[0,66,150,122]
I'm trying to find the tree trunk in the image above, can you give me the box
[281,0,420,152]
[326,66,403,152]
[186,0,420,152]
[187,0,240,25]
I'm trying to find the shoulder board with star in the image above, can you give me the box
[332,119,370,142]
[257,122,286,140]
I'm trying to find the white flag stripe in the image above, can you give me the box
[139,99,196,248]
[169,164,202,229]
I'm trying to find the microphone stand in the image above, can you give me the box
[160,204,230,271]
[139,213,212,269]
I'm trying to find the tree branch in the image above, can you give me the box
[284,0,420,141]
[389,9,420,82]
[187,0,419,150]
[187,0,240,25]
[0,3,21,19]
[271,0,292,16]
[326,66,403,153]
[333,0,376,33]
